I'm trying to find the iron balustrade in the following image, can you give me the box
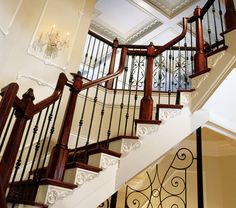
[0,0,235,207]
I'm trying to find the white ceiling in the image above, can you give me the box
[90,0,236,151]
[90,0,208,44]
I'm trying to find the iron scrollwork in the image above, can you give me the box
[125,148,196,208]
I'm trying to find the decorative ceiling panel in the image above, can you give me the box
[145,0,199,18]
[90,0,162,43]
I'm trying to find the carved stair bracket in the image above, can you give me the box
[136,123,159,137]
[63,168,98,186]
[159,108,182,123]
[191,73,209,89]
[180,91,198,105]
[88,153,120,169]
[208,51,225,68]
[109,139,142,157]
[35,185,73,206]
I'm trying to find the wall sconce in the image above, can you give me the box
[33,24,70,59]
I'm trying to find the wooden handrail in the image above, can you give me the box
[81,47,128,90]
[0,83,19,138]
[33,73,68,115]
[88,30,113,47]
[155,17,189,55]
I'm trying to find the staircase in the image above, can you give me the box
[1,0,236,207]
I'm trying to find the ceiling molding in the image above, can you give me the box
[144,0,198,19]
[90,18,162,44]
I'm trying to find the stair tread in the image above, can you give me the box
[88,147,121,158]
[177,88,195,92]
[66,162,102,172]
[189,68,211,79]
[135,119,161,125]
[156,104,183,109]
[39,178,77,189]
[69,136,139,153]
[7,199,48,208]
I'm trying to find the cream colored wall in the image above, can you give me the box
[115,129,236,208]
[0,0,95,101]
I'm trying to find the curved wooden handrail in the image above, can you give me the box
[81,47,128,90]
[0,83,19,138]
[33,73,68,115]
[155,17,189,55]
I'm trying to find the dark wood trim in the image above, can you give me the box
[206,45,228,57]
[106,39,119,89]
[46,72,83,181]
[88,147,122,158]
[33,73,68,115]
[139,43,155,120]
[224,0,236,31]
[196,127,204,208]
[88,30,113,47]
[156,104,183,109]
[0,83,19,138]
[39,178,77,189]
[0,89,35,193]
[7,199,48,208]
[66,162,102,172]
[189,68,211,79]
[135,119,161,125]
[194,7,208,74]
[221,25,236,35]
[81,48,127,90]
[156,17,189,55]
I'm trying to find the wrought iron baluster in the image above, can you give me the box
[20,112,42,181]
[81,35,92,75]
[177,43,181,90]
[124,55,134,136]
[207,11,212,51]
[86,37,97,79]
[190,22,194,74]
[91,40,101,80]
[97,42,105,79]
[117,66,128,136]
[73,88,90,161]
[87,85,99,146]
[96,45,110,141]
[42,97,62,168]
[165,50,168,92]
[168,49,172,104]
[107,77,118,143]
[0,109,15,153]
[8,119,33,200]
[29,107,49,180]
[212,2,219,48]
[171,49,175,92]
[217,0,225,46]
[35,104,55,170]
[184,37,188,89]
[131,55,141,136]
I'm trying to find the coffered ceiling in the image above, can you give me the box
[90,0,206,44]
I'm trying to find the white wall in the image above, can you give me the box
[0,0,95,101]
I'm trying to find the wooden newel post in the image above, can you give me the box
[46,72,83,181]
[139,42,155,120]
[194,6,208,74]
[106,38,119,89]
[224,0,236,30]
[0,89,35,193]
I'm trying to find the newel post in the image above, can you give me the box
[106,38,119,89]
[0,89,35,193]
[194,6,208,74]
[46,72,83,181]
[224,0,236,30]
[139,42,155,120]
